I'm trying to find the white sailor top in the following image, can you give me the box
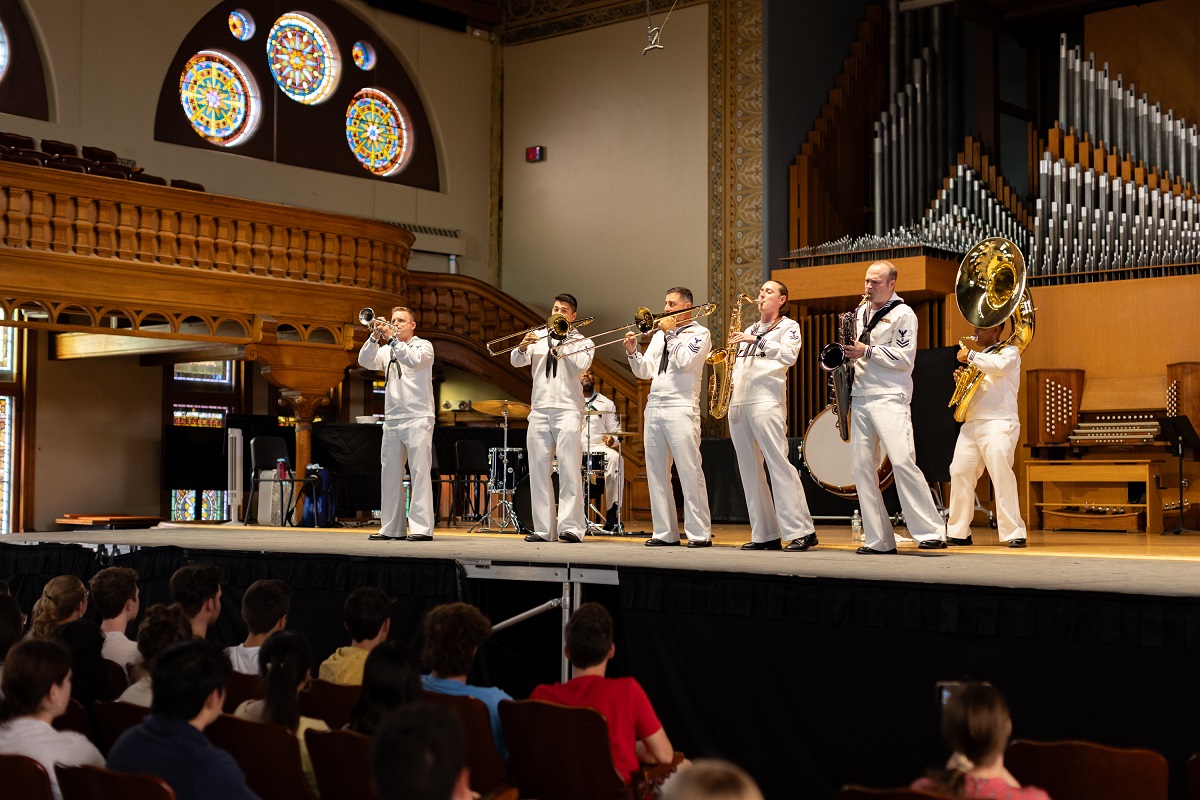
[628,322,713,410]
[962,346,1021,422]
[729,316,802,408]
[511,327,595,412]
[358,335,435,419]
[850,294,919,401]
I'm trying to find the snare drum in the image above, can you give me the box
[487,447,528,493]
[801,406,894,498]
[581,452,607,475]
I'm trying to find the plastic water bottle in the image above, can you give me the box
[851,509,863,542]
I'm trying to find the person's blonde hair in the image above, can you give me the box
[29,575,86,640]
[662,759,764,800]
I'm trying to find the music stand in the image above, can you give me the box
[1157,415,1200,535]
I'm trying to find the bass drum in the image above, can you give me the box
[801,406,894,498]
[511,472,559,536]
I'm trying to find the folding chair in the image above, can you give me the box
[243,436,318,526]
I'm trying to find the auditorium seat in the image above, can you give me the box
[3,151,44,167]
[0,131,35,150]
[1005,739,1168,800]
[206,714,315,800]
[304,728,378,800]
[102,658,129,697]
[298,679,360,730]
[424,691,510,796]
[170,178,206,192]
[92,700,149,754]
[0,753,54,800]
[56,764,175,800]
[12,148,49,166]
[88,164,129,180]
[222,670,261,712]
[132,172,168,186]
[40,138,79,158]
[52,154,97,171]
[837,788,947,799]
[81,145,117,163]
[46,160,86,173]
[52,698,93,740]
[499,698,681,800]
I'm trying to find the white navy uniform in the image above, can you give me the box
[359,333,436,539]
[849,294,947,549]
[582,390,623,515]
[512,328,594,540]
[628,321,712,543]
[947,345,1027,542]
[728,316,816,544]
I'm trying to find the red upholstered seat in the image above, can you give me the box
[298,679,360,730]
[424,690,510,796]
[56,763,175,800]
[304,728,379,800]
[1005,739,1168,800]
[206,713,315,800]
[0,753,54,800]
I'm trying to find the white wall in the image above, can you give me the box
[7,0,494,281]
[500,4,709,361]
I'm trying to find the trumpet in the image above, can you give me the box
[485,313,595,356]
[551,302,718,360]
[359,307,395,340]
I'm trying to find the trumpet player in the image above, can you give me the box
[947,323,1027,548]
[729,281,818,551]
[625,287,713,547]
[512,293,594,543]
[358,307,436,541]
[844,261,947,554]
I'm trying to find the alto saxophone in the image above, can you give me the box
[707,293,755,419]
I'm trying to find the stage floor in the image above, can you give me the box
[10,522,1200,598]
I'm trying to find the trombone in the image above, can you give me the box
[486,313,595,356]
[551,302,718,360]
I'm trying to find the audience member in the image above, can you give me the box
[234,630,328,794]
[170,564,223,639]
[371,702,472,800]
[29,575,87,640]
[226,579,291,675]
[420,601,511,761]
[531,602,677,783]
[0,579,10,594]
[0,594,23,687]
[349,640,422,736]
[119,603,193,707]
[319,586,390,685]
[662,759,764,800]
[912,682,1050,799]
[108,639,260,800]
[52,618,117,705]
[0,639,104,800]
[89,566,141,676]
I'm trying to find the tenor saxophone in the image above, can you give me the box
[706,293,754,419]
[818,293,868,442]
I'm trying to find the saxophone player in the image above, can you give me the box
[728,281,818,551]
[947,323,1027,547]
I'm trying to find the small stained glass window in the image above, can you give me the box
[172,405,228,428]
[0,20,10,85]
[0,396,12,533]
[174,360,232,386]
[171,489,197,521]
[266,12,340,105]
[179,50,261,147]
[228,10,255,41]
[0,325,13,382]
[352,41,375,71]
[345,87,411,177]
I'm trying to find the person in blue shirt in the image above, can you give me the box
[419,602,511,761]
[107,639,259,800]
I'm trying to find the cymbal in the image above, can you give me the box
[472,399,532,419]
[606,431,638,438]
[582,409,610,416]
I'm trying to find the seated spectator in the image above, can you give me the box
[662,759,764,800]
[319,586,390,685]
[170,564,223,639]
[226,579,291,675]
[108,639,260,800]
[89,566,141,677]
[0,594,23,694]
[419,602,511,761]
[29,575,88,640]
[234,630,328,794]
[371,702,472,800]
[52,618,117,705]
[531,602,676,783]
[349,640,422,735]
[912,682,1050,799]
[119,603,193,707]
[0,639,104,800]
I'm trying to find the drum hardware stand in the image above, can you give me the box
[471,408,522,534]
[587,427,632,537]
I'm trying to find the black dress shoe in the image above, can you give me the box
[524,533,551,543]
[855,546,897,555]
[407,533,433,541]
[644,537,680,547]
[367,533,403,541]
[1008,538,1027,548]
[947,535,973,546]
[687,539,712,548]
[784,534,819,551]
[918,539,948,550]
[559,532,583,543]
[741,538,782,551]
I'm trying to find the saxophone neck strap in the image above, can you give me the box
[858,300,902,344]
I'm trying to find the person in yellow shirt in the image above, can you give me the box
[318,586,391,685]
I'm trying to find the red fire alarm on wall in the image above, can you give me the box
[525,146,545,162]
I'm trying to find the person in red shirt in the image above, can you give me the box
[530,603,677,783]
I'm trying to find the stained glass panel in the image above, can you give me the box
[200,489,227,521]
[266,12,340,105]
[173,405,227,428]
[171,489,196,521]
[228,10,255,41]
[0,396,12,533]
[179,50,261,147]
[0,325,13,382]
[174,360,232,386]
[0,20,10,85]
[352,41,375,71]
[345,88,410,177]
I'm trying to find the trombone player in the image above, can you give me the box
[512,293,594,543]
[625,287,713,547]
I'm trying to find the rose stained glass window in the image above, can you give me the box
[228,10,255,41]
[0,20,10,85]
[352,41,375,70]
[345,88,411,177]
[179,50,261,147]
[266,12,340,105]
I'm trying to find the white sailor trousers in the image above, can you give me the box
[380,417,435,538]
[948,418,1026,541]
[851,395,945,549]
[729,403,815,542]
[527,408,585,539]
[644,406,710,542]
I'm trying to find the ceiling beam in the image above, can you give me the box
[50,332,239,361]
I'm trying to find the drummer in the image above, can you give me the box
[511,294,595,543]
[579,368,623,531]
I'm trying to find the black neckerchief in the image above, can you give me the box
[738,315,786,358]
[859,299,902,344]
[659,322,694,374]
[544,329,564,379]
